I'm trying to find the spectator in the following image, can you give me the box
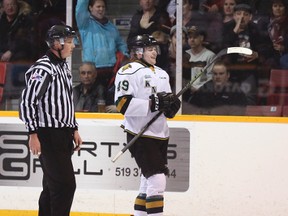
[235,1,274,26]
[178,0,223,52]
[168,25,190,92]
[104,84,118,113]
[104,51,128,113]
[73,62,105,112]
[249,0,273,19]
[221,0,237,24]
[75,0,129,88]
[159,0,177,24]
[219,0,237,50]
[127,0,171,42]
[27,0,66,19]
[151,30,170,71]
[31,0,66,58]
[200,0,224,13]
[0,2,3,17]
[188,60,248,115]
[222,3,271,105]
[185,27,215,90]
[182,26,216,113]
[168,25,189,60]
[179,0,202,28]
[0,0,37,62]
[267,0,288,69]
[158,0,202,26]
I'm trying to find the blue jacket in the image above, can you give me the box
[76,0,128,68]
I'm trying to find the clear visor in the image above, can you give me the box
[135,45,161,55]
[63,35,80,46]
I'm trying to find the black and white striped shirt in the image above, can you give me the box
[19,51,78,133]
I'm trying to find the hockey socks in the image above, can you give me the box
[134,174,166,216]
[134,193,147,216]
[134,193,164,216]
[146,195,164,215]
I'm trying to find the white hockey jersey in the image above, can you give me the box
[114,61,172,139]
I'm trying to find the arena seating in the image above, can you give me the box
[267,69,288,105]
[245,105,283,116]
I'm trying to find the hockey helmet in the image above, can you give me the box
[46,25,77,47]
[128,34,160,54]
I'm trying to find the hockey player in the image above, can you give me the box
[114,34,181,216]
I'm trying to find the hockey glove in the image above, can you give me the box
[164,96,181,118]
[150,92,176,112]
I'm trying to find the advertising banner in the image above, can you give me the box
[0,123,190,192]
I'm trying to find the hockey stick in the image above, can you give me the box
[111,47,252,162]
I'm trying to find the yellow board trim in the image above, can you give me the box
[0,210,130,216]
[3,111,288,123]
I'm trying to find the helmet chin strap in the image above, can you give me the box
[56,47,64,60]
[52,38,65,60]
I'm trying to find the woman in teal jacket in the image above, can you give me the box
[76,0,129,86]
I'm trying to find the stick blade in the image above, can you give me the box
[227,47,253,55]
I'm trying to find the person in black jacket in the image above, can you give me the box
[222,3,272,105]
[0,0,37,62]
[73,62,105,112]
[188,60,248,115]
[127,0,171,42]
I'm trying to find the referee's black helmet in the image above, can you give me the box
[46,25,76,47]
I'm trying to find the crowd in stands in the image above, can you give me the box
[0,0,66,62]
[0,0,288,116]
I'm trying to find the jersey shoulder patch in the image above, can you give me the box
[118,62,144,75]
[25,56,54,83]
[121,63,132,72]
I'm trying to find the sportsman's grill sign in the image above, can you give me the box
[0,123,190,192]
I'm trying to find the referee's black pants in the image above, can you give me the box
[37,127,76,216]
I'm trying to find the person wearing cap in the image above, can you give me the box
[222,3,272,105]
[19,24,82,216]
[182,26,215,112]
[223,3,264,61]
